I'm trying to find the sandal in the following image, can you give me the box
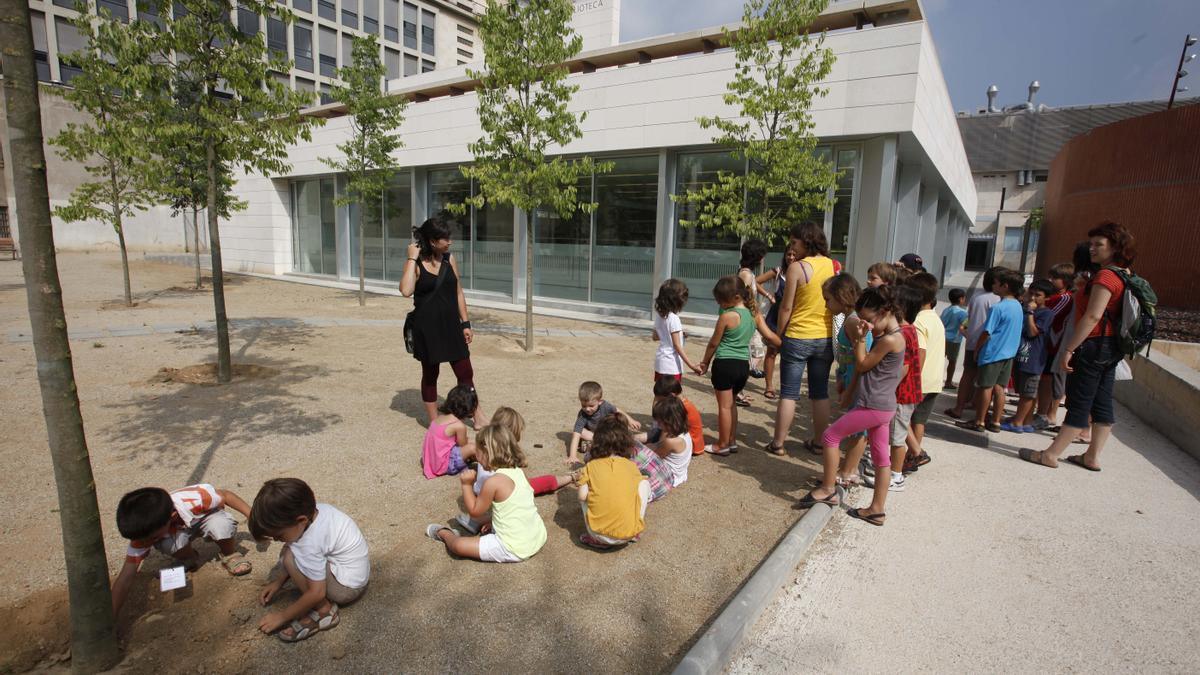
[764,440,787,457]
[218,552,252,576]
[1018,447,1056,468]
[985,423,1002,433]
[278,604,339,643]
[944,408,963,419]
[846,508,885,526]
[802,439,825,455]
[1065,454,1101,472]
[703,444,732,457]
[955,421,985,432]
[764,390,779,400]
[797,489,840,509]
[735,395,751,408]
[836,473,862,487]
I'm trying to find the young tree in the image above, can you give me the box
[0,1,121,669]
[148,0,320,382]
[462,0,607,352]
[674,0,839,242]
[322,35,407,307]
[50,9,161,307]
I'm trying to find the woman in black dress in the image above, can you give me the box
[399,216,479,423]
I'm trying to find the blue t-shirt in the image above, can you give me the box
[977,298,1023,365]
[941,305,968,343]
[1016,308,1054,374]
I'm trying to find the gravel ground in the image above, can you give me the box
[0,253,825,673]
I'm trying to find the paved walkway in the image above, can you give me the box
[727,395,1200,672]
[5,316,647,344]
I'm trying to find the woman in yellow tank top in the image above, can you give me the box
[765,222,837,457]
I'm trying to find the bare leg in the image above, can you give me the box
[865,464,891,515]
[716,389,735,448]
[838,436,868,481]
[812,443,840,501]
[459,440,477,462]
[990,385,1006,426]
[729,394,740,446]
[1081,423,1111,468]
[952,361,978,413]
[773,398,797,446]
[1013,397,1037,426]
[1034,425,1086,466]
[434,527,482,560]
[764,348,778,393]
[973,386,992,426]
[810,399,831,447]
[277,548,333,638]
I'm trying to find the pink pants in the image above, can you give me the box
[822,408,895,468]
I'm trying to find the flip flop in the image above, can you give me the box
[1072,437,1091,444]
[1065,454,1101,472]
[944,408,963,419]
[803,439,824,455]
[764,390,779,400]
[955,421,985,432]
[703,444,732,457]
[218,552,252,576]
[985,423,1002,433]
[846,508,885,526]
[797,489,840,509]
[1018,447,1056,468]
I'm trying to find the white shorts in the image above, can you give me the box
[478,533,524,564]
[154,510,237,556]
[889,403,916,447]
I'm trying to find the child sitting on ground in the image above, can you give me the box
[639,377,706,456]
[1004,280,1055,432]
[427,424,547,563]
[111,484,253,617]
[252,478,370,642]
[422,384,479,479]
[567,381,640,465]
[456,406,577,534]
[651,396,693,487]
[577,417,651,549]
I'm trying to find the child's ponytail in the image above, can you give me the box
[738,278,760,318]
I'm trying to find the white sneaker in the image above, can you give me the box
[454,513,480,535]
[890,474,906,492]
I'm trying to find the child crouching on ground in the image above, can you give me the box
[578,417,651,549]
[567,381,641,465]
[252,478,370,642]
[456,406,577,534]
[422,384,479,479]
[111,484,253,617]
[427,424,547,563]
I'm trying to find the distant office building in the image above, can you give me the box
[956,85,1196,272]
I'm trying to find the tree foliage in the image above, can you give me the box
[463,0,608,350]
[322,35,407,306]
[50,9,162,306]
[673,0,839,243]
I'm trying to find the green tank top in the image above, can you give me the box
[714,306,754,360]
[491,468,547,559]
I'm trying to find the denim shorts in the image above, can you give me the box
[779,337,833,401]
[1064,337,1121,428]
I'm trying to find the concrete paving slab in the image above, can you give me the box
[108,326,154,337]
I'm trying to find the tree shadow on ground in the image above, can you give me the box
[103,320,342,482]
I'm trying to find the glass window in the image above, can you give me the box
[341,34,353,70]
[402,2,417,49]
[293,0,312,12]
[383,0,399,42]
[383,174,413,281]
[673,151,745,314]
[829,147,857,264]
[237,4,259,36]
[294,20,313,71]
[319,25,337,76]
[349,201,385,281]
[474,196,514,295]
[403,53,417,76]
[55,17,85,84]
[420,9,434,55]
[385,47,400,80]
[320,82,334,104]
[137,1,164,28]
[1003,227,1038,252]
[362,0,378,34]
[31,11,51,83]
[98,0,130,22]
[591,156,658,308]
[294,178,338,275]
[421,59,434,72]
[341,0,357,29]
[533,177,591,302]
[428,169,472,287]
[267,14,287,58]
[317,0,335,21]
[295,76,316,92]
[53,0,74,8]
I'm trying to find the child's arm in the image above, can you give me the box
[259,571,327,634]
[465,471,511,519]
[1024,309,1039,337]
[839,372,860,410]
[975,332,991,363]
[612,407,642,431]
[567,432,583,463]
[670,330,703,374]
[754,313,782,348]
[699,313,734,373]
[854,329,899,373]
[216,488,251,519]
[450,419,470,447]
[110,559,139,617]
[774,262,803,331]
[755,268,778,288]
[653,435,683,459]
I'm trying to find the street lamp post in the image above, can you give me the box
[1168,33,1197,109]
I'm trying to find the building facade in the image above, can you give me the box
[215,0,978,320]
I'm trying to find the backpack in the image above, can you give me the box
[1096,266,1157,358]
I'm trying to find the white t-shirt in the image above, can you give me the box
[654,312,685,374]
[287,503,370,590]
[965,291,1000,351]
[664,433,693,487]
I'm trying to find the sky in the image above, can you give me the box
[617,0,1200,111]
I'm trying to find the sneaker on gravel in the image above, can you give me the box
[891,474,906,491]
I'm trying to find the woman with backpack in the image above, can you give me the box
[1019,221,1141,472]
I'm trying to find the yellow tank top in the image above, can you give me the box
[784,256,835,339]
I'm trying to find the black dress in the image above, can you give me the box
[411,253,469,364]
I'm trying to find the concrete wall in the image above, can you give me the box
[571,0,620,52]
[1117,347,1200,463]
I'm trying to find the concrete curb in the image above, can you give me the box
[673,502,835,675]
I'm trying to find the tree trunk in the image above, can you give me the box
[0,2,121,670]
[205,141,232,383]
[358,217,365,307]
[193,205,202,290]
[525,214,534,352]
[109,164,132,306]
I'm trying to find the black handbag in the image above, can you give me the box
[404,254,450,355]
